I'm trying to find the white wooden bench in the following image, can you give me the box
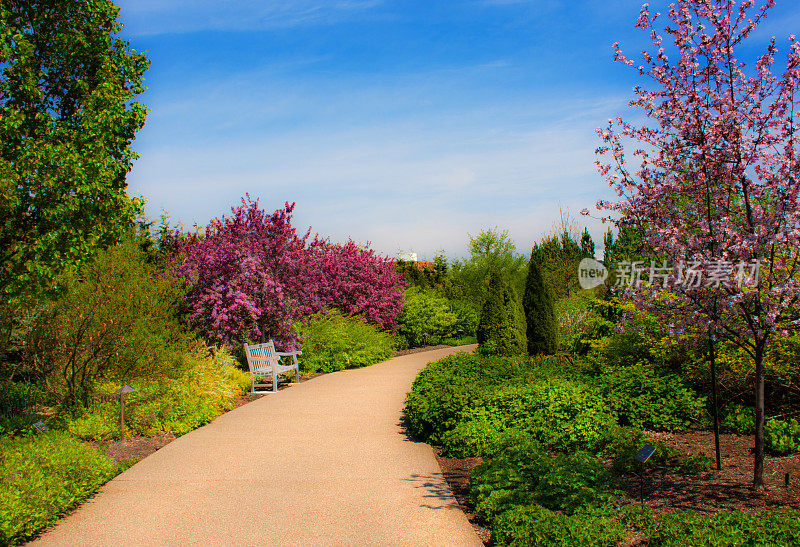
[243,341,301,393]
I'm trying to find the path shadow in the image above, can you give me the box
[403,474,461,510]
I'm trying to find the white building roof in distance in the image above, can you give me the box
[397,251,417,262]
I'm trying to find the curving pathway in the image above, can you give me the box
[34,346,482,546]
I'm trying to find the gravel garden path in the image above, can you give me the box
[34,346,482,546]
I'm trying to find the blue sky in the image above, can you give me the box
[117,0,800,260]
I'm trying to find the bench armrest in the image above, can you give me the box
[277,351,302,357]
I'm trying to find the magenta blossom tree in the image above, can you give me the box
[166,198,321,348]
[314,239,405,331]
[167,196,406,349]
[595,0,800,486]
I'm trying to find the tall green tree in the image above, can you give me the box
[448,227,527,305]
[523,248,557,355]
[476,269,526,356]
[0,0,149,301]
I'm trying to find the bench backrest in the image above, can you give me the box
[244,341,279,375]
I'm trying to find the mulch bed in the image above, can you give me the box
[618,431,800,514]
[432,430,800,546]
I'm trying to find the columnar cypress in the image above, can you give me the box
[522,248,557,355]
[476,270,526,356]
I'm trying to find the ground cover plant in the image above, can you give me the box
[0,431,125,545]
[406,348,800,545]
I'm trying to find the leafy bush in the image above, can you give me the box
[676,453,713,474]
[440,334,478,346]
[491,505,625,547]
[554,294,598,354]
[521,379,617,452]
[403,353,526,443]
[590,331,657,371]
[0,382,45,417]
[0,431,123,544]
[720,403,755,434]
[398,288,458,347]
[67,347,250,439]
[596,364,705,431]
[477,270,527,356]
[650,509,800,546]
[442,379,616,455]
[470,435,619,519]
[765,418,800,455]
[447,299,480,337]
[297,310,397,374]
[21,235,192,407]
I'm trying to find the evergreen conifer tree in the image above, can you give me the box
[522,248,557,355]
[476,270,526,356]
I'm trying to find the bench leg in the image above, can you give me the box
[251,377,255,394]
[273,370,278,392]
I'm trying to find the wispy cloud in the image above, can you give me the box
[129,86,620,258]
[117,0,384,35]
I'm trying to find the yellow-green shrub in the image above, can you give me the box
[68,346,250,440]
[0,431,123,544]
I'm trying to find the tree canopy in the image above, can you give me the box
[596,0,800,486]
[0,0,149,300]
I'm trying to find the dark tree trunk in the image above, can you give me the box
[753,341,766,488]
[708,328,722,470]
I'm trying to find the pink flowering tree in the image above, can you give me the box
[314,239,405,331]
[595,0,800,486]
[166,198,322,348]
[166,196,406,349]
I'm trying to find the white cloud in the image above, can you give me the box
[128,92,618,259]
[116,0,384,35]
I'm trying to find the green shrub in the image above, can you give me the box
[21,235,192,408]
[470,435,619,519]
[491,505,625,547]
[521,379,617,452]
[406,353,615,456]
[554,294,602,354]
[650,509,800,546]
[0,382,45,417]
[67,346,250,439]
[398,288,458,347]
[676,453,713,475]
[447,299,480,337]
[522,250,557,355]
[0,431,123,544]
[477,270,527,356]
[403,353,526,442]
[765,418,800,455]
[596,364,705,431]
[720,403,755,434]
[591,331,656,370]
[297,310,397,374]
[440,378,617,456]
[440,334,478,346]
[599,427,675,473]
